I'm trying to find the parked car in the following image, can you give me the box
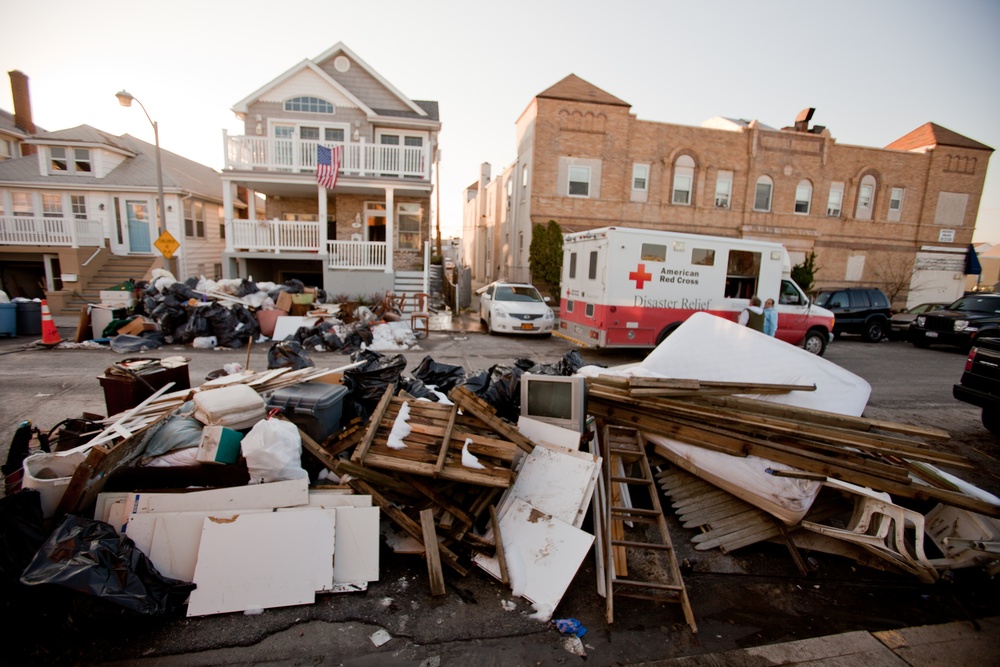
[478,281,555,336]
[910,293,1000,351]
[812,287,892,342]
[953,336,1000,435]
[888,302,949,340]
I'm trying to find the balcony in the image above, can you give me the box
[224,133,430,180]
[228,219,388,270]
[0,215,104,247]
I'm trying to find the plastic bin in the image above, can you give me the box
[267,383,349,444]
[0,302,16,337]
[16,301,41,336]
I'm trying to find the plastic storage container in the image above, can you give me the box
[0,302,16,337]
[15,301,41,336]
[267,383,349,443]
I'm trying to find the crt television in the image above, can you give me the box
[519,373,587,433]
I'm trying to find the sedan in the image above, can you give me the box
[888,302,948,340]
[478,281,555,336]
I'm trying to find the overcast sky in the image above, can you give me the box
[2,0,998,243]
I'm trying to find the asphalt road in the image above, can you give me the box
[1,326,998,666]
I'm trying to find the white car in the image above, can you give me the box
[478,281,555,336]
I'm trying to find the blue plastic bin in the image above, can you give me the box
[0,303,16,337]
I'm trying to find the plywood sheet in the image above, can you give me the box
[502,444,599,528]
[128,479,309,515]
[332,506,380,585]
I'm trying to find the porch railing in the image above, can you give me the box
[327,240,387,270]
[231,219,321,253]
[0,215,104,247]
[224,133,429,179]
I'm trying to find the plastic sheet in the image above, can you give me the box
[413,356,466,392]
[19,514,194,615]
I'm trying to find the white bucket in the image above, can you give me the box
[22,451,87,518]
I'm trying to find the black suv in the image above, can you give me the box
[910,293,1000,351]
[813,287,892,342]
[953,336,1000,435]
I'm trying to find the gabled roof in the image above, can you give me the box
[312,42,427,117]
[26,124,133,153]
[0,108,42,138]
[536,74,630,108]
[886,122,994,152]
[232,60,374,116]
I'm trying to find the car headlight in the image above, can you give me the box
[954,319,969,332]
[916,316,926,327]
[494,306,508,318]
[545,308,554,319]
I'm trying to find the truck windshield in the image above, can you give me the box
[495,286,543,302]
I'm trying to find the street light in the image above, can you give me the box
[116,90,167,243]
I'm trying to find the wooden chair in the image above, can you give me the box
[410,292,430,337]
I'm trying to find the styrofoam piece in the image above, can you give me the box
[332,506,380,585]
[647,433,822,525]
[582,311,872,417]
[473,497,593,614]
[192,384,267,430]
[94,491,130,522]
[186,508,335,617]
[517,416,582,451]
[126,478,309,515]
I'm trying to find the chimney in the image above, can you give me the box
[794,107,815,133]
[9,70,36,156]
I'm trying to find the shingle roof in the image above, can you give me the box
[886,122,994,152]
[536,74,630,108]
[29,124,131,151]
[372,100,440,122]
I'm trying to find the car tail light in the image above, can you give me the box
[965,347,977,372]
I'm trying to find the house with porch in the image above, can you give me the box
[0,124,227,315]
[220,42,440,299]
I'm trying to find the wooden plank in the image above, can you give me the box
[420,508,447,597]
[352,384,395,463]
[360,451,512,487]
[434,404,459,476]
[489,504,509,585]
[449,386,535,453]
[406,475,475,537]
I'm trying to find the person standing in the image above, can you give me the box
[763,298,778,336]
[738,296,765,332]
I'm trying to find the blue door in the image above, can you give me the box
[126,200,152,252]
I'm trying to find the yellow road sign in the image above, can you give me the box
[154,230,180,259]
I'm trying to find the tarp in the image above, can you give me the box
[966,243,983,275]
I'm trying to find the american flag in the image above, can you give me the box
[317,145,342,189]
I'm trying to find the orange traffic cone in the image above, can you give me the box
[40,299,62,346]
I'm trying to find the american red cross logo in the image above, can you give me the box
[629,263,652,289]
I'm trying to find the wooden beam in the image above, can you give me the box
[489,504,509,586]
[420,508,447,597]
[352,384,395,463]
[449,386,535,453]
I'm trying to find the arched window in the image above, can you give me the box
[672,155,695,205]
[284,97,334,114]
[855,174,877,220]
[794,180,813,214]
[753,176,773,212]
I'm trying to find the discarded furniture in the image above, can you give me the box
[410,292,430,337]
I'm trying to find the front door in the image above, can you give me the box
[126,200,152,253]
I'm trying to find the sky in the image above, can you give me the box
[2,0,999,243]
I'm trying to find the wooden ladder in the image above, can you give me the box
[601,425,697,633]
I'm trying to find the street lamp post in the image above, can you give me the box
[115,90,168,254]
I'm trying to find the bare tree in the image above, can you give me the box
[866,251,928,307]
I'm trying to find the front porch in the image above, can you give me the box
[228,219,390,271]
[0,215,104,248]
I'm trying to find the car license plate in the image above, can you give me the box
[925,331,938,338]
[520,323,534,330]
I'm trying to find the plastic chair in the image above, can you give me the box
[410,293,430,337]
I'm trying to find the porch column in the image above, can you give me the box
[317,184,329,253]
[384,186,395,274]
[223,183,235,253]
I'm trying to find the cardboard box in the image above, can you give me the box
[197,425,244,465]
[116,317,147,336]
[275,291,293,312]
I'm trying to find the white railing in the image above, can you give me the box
[224,133,429,179]
[231,219,320,253]
[327,240,387,270]
[0,215,104,247]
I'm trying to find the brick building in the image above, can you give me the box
[464,74,993,308]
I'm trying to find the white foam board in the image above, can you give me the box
[127,479,309,516]
[502,443,599,528]
[332,506,380,585]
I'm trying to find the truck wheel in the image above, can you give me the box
[983,409,1000,436]
[863,318,886,342]
[802,330,827,356]
[655,324,680,346]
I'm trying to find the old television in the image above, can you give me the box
[519,373,587,433]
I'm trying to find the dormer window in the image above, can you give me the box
[49,147,92,174]
[284,97,334,114]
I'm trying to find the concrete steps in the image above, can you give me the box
[57,256,156,316]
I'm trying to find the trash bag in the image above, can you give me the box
[241,418,308,484]
[235,279,259,297]
[204,302,240,348]
[0,490,48,584]
[400,377,439,402]
[110,334,162,353]
[174,308,211,344]
[230,304,260,344]
[526,350,590,376]
[322,331,344,351]
[267,340,315,370]
[19,514,195,616]
[456,369,491,396]
[344,350,407,410]
[481,364,523,423]
[413,356,466,393]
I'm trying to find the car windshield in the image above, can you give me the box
[946,296,1000,314]
[495,286,543,302]
[813,292,832,307]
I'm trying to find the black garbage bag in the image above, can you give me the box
[20,514,194,616]
[526,349,591,376]
[413,356,467,393]
[341,325,373,353]
[282,278,305,294]
[267,340,315,370]
[301,334,324,349]
[481,364,524,423]
[231,304,261,343]
[204,302,242,348]
[174,307,211,344]
[235,279,259,297]
[344,350,407,411]
[0,490,48,585]
[110,334,163,353]
[400,377,439,402]
[513,358,536,372]
[322,331,344,351]
[455,369,490,396]
[165,281,200,303]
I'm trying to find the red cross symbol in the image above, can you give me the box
[629,263,652,289]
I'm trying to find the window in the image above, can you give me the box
[692,248,715,266]
[185,200,205,238]
[725,250,761,298]
[794,180,812,214]
[753,176,773,212]
[397,202,421,251]
[71,195,87,219]
[522,164,529,189]
[42,194,63,218]
[640,243,666,262]
[74,148,92,173]
[50,147,67,172]
[855,175,876,220]
[672,155,695,205]
[586,303,595,318]
[12,192,33,216]
[588,251,598,279]
[827,182,844,217]
[569,252,577,279]
[715,171,733,208]
[49,147,90,174]
[888,187,905,222]
[632,163,649,191]
[325,128,345,142]
[284,97,334,114]
[0,139,11,159]
[568,165,590,197]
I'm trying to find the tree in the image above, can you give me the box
[867,251,925,307]
[791,251,818,293]
[529,220,563,299]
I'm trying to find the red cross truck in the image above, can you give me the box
[555,227,835,355]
